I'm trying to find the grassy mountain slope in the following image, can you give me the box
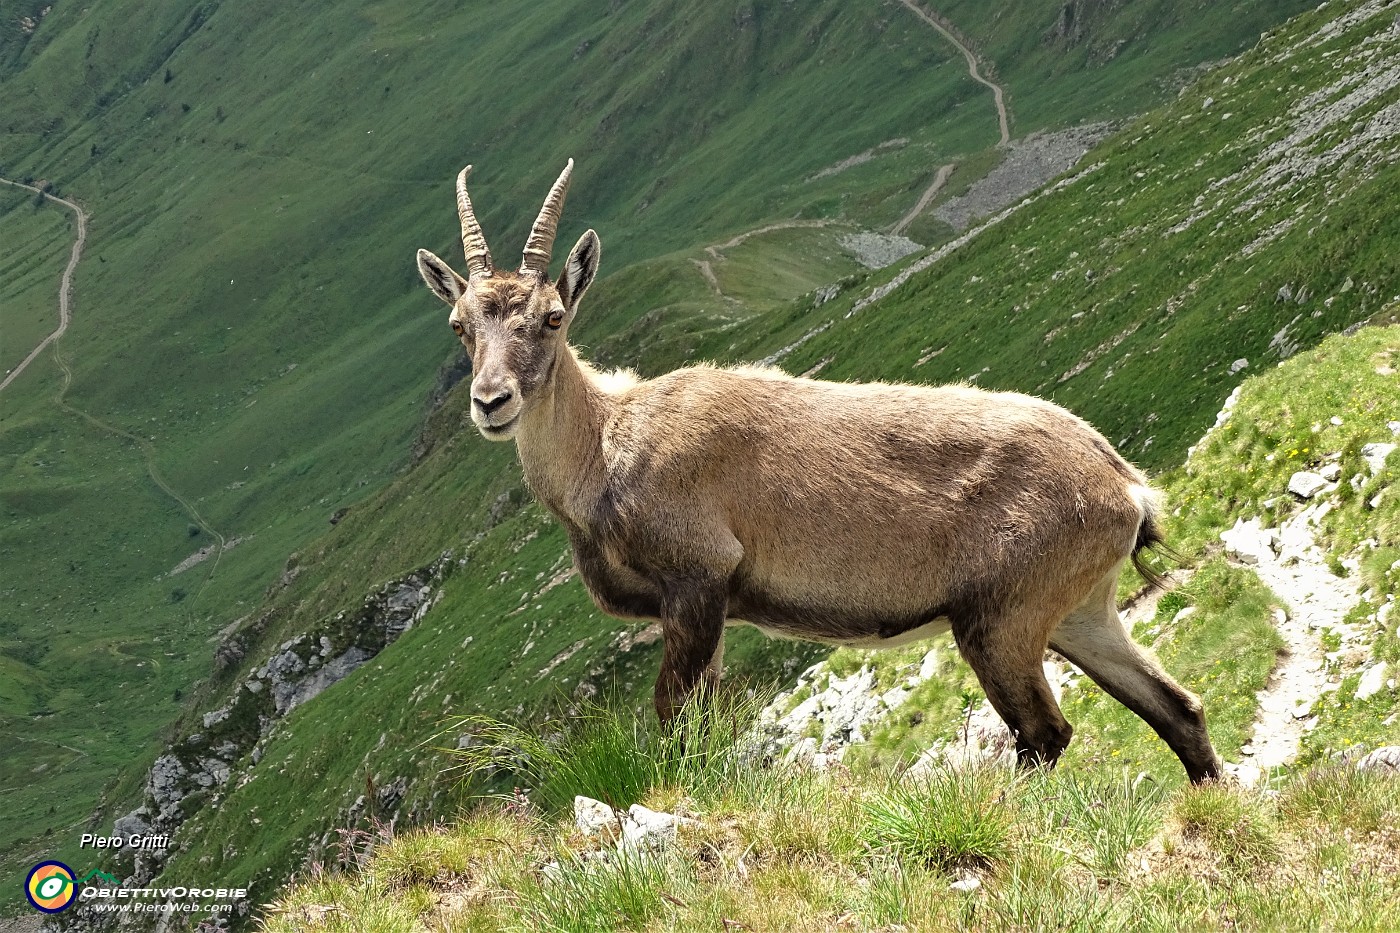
[32,0,1396,923]
[261,320,1400,933]
[0,0,1324,903]
[0,184,70,374]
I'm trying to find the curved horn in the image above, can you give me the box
[520,159,574,275]
[456,165,493,278]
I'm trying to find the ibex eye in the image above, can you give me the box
[545,309,565,330]
[451,320,465,335]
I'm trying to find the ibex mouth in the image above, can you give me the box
[478,414,520,440]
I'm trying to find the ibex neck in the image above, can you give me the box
[514,346,611,527]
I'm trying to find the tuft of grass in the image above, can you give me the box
[856,859,949,927]
[1172,783,1279,872]
[862,764,1016,874]
[1278,764,1400,835]
[981,846,1120,932]
[516,850,691,933]
[443,691,766,815]
[1035,771,1166,881]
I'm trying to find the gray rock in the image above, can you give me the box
[278,647,372,714]
[197,758,230,787]
[932,123,1114,232]
[1230,358,1249,374]
[1356,746,1400,774]
[950,873,982,893]
[113,807,152,839]
[837,232,922,270]
[202,705,232,729]
[1287,471,1329,499]
[574,796,620,838]
[620,804,692,852]
[1221,517,1278,564]
[1320,463,1342,481]
[784,737,819,767]
[147,755,188,810]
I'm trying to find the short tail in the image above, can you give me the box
[1129,486,1177,590]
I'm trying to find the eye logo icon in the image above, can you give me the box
[26,861,77,913]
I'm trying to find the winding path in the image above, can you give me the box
[885,3,1010,234]
[0,178,87,393]
[896,0,1010,147]
[0,175,228,600]
[891,162,956,236]
[694,219,838,299]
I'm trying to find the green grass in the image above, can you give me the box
[444,691,767,816]
[0,184,70,375]
[862,765,1015,873]
[257,703,1400,932]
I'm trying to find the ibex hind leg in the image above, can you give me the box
[952,610,1074,769]
[1049,570,1222,784]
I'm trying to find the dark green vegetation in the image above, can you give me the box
[0,183,69,374]
[0,0,1370,919]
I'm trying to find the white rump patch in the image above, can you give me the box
[1130,484,1163,526]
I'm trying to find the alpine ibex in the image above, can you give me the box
[415,161,1222,783]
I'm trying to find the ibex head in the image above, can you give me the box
[416,160,600,441]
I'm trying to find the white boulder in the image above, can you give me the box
[1355,662,1390,701]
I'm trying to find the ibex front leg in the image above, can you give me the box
[654,584,728,724]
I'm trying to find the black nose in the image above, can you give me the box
[473,389,513,416]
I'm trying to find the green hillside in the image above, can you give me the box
[0,183,70,374]
[0,0,1343,921]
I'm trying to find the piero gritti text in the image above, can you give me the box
[80,832,170,850]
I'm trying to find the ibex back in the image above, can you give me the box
[415,161,1222,784]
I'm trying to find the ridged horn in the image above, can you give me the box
[520,159,574,275]
[456,165,493,278]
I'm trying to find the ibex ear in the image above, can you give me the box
[557,229,600,313]
[416,249,469,306]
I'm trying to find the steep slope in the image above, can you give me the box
[0,0,1323,907]
[29,0,1399,925]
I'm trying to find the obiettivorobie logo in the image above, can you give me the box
[25,862,123,913]
[25,859,247,916]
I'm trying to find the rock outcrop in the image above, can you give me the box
[84,551,455,906]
